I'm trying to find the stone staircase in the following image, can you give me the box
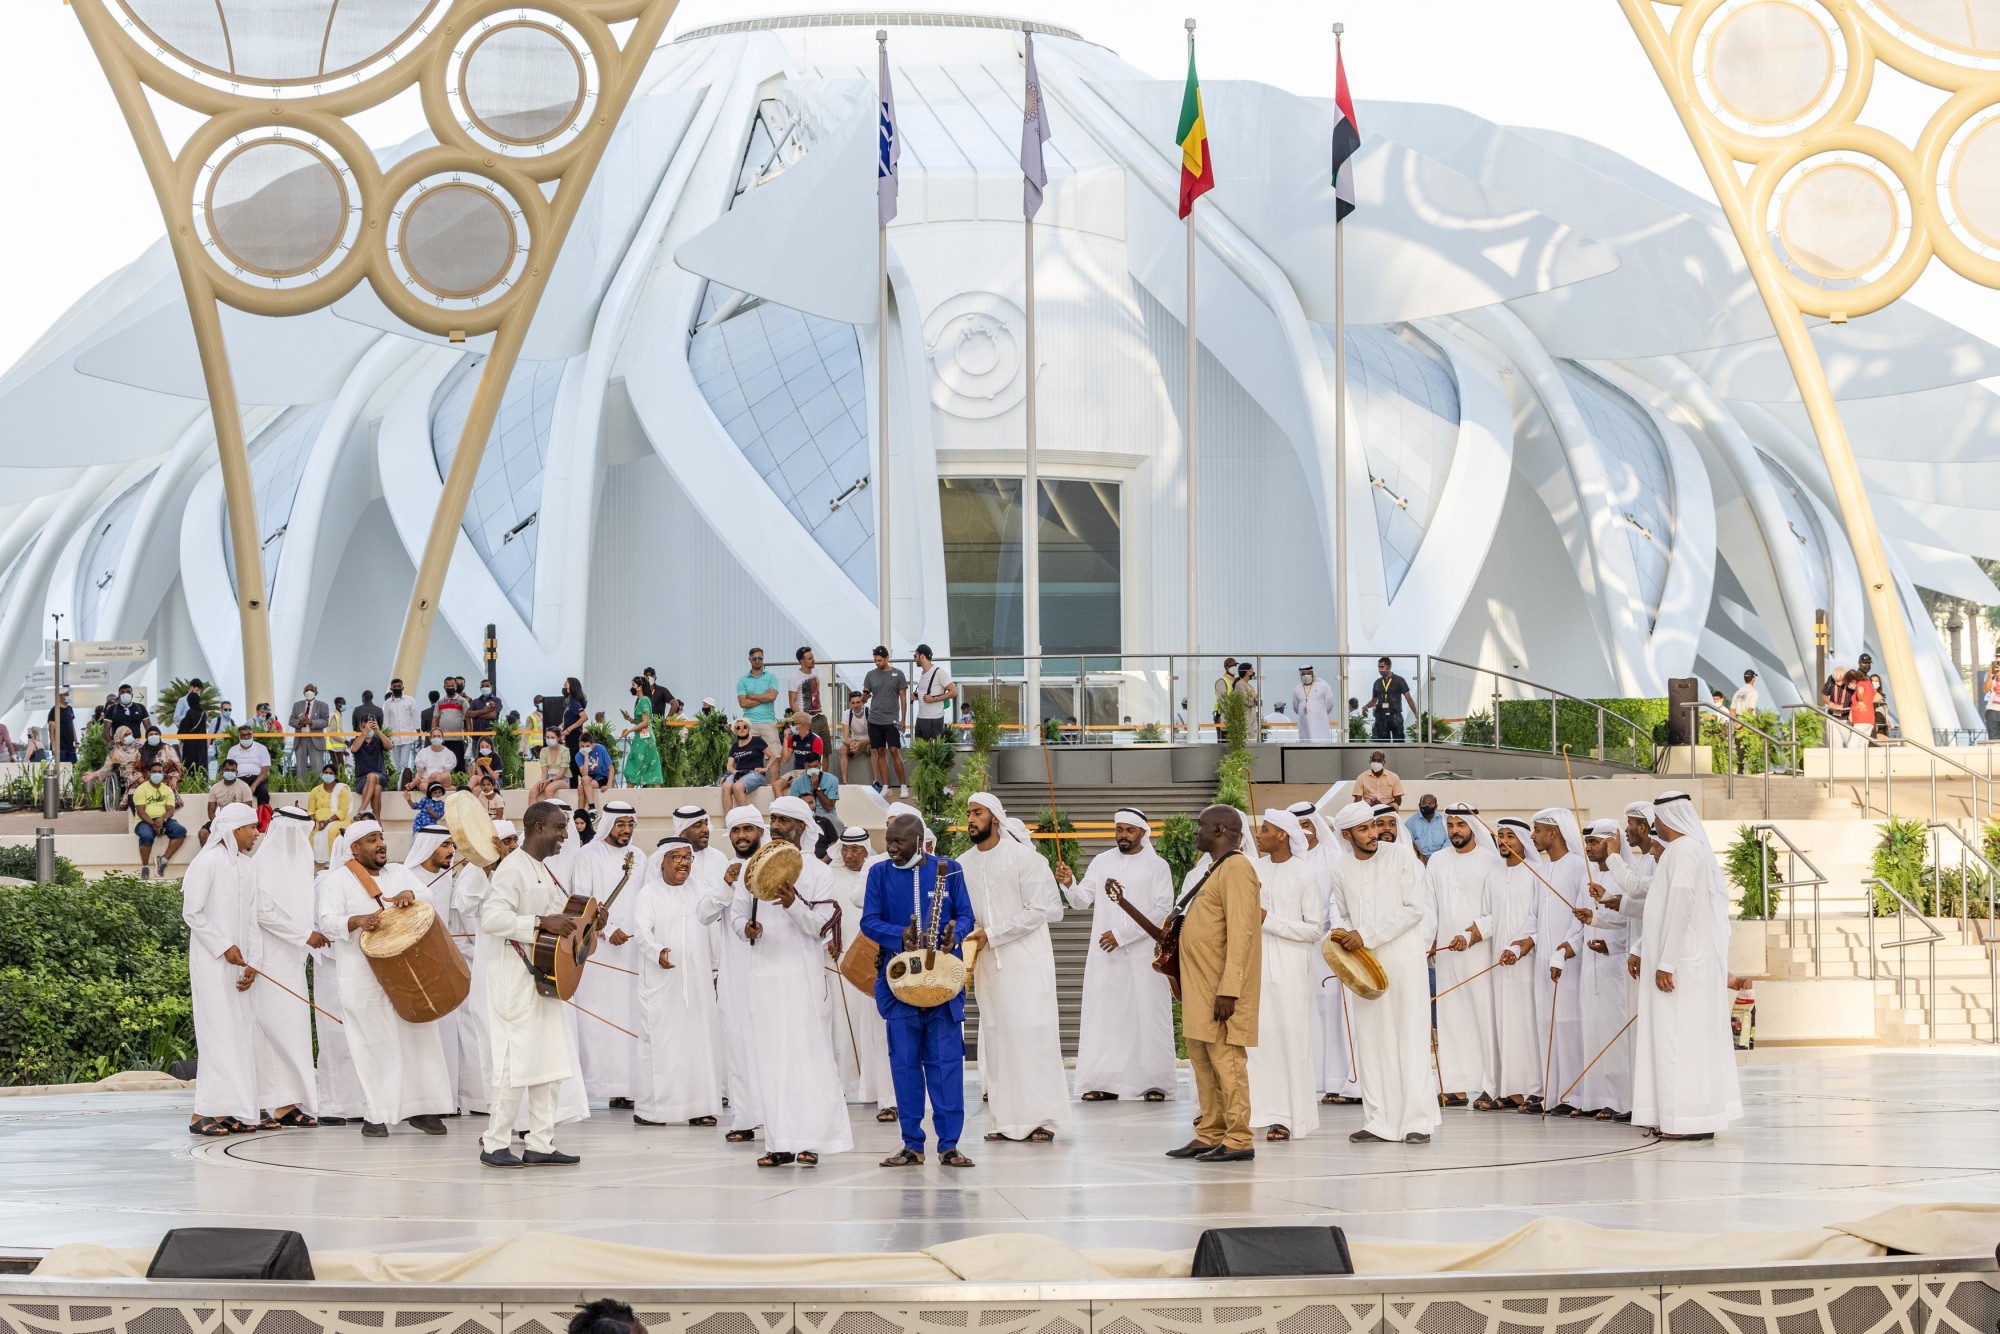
[1765,918,2000,1043]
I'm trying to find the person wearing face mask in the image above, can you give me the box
[381,678,421,776]
[305,762,355,866]
[530,730,571,804]
[407,730,457,793]
[471,735,502,788]
[619,676,662,787]
[106,684,149,742]
[208,761,256,820]
[1352,750,1403,809]
[135,725,184,792]
[126,759,187,878]
[1404,794,1447,863]
[1289,665,1338,742]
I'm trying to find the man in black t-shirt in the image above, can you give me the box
[1368,656,1415,743]
[643,667,679,720]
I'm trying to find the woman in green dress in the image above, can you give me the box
[621,675,663,786]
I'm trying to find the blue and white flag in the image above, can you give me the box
[1021,31,1052,219]
[878,42,901,226]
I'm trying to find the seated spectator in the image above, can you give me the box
[208,759,255,812]
[785,710,824,770]
[134,725,183,790]
[125,760,187,879]
[530,729,571,804]
[306,763,354,865]
[576,733,612,812]
[720,718,770,811]
[475,769,506,819]
[407,730,458,790]
[87,726,141,813]
[412,780,448,831]
[789,753,839,818]
[471,735,502,787]
[224,723,273,810]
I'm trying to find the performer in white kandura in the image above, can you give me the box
[1487,819,1545,1107]
[958,794,1071,1143]
[1604,802,1659,930]
[182,802,264,1136]
[1574,818,1635,1119]
[631,836,725,1127]
[1631,791,1743,1140]
[704,806,766,1143]
[399,823,461,1108]
[1529,808,1589,1115]
[1427,804,1499,1108]
[1327,801,1440,1145]
[314,819,455,1138]
[1293,802,1360,1107]
[729,795,852,1165]
[1059,807,1177,1102]
[570,800,642,1107]
[1246,809,1324,1139]
[250,806,323,1125]
[310,828,365,1124]
[476,800,588,1167]
[448,818,515,1116]
[827,827,897,1117]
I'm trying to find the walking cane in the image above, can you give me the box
[1556,1015,1637,1109]
[1540,967,1562,1115]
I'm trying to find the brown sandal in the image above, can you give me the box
[1081,1091,1115,1102]
[796,1152,819,1167]
[726,1128,755,1143]
[687,1116,718,1127]
[881,1147,924,1167]
[939,1148,975,1168]
[876,1107,899,1122]
[1026,1127,1055,1143]
[1143,1090,1168,1101]
[1266,1125,1291,1141]
[756,1151,795,1167]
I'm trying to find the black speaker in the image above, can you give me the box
[147,1229,314,1280]
[1190,1226,1353,1278]
[1665,676,1701,746]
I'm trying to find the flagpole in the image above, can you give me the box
[877,28,892,651]
[1184,15,1200,743]
[1332,21,1349,673]
[1023,29,1042,737]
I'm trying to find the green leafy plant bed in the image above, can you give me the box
[1725,825,1782,917]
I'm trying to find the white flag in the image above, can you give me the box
[878,43,901,226]
[1021,31,1052,219]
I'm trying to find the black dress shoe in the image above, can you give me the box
[480,1148,525,1168]
[1196,1145,1255,1162]
[608,1097,635,1110]
[407,1114,448,1136]
[360,1121,388,1138]
[1403,1132,1432,1144]
[1165,1139,1218,1159]
[1349,1129,1390,1143]
[522,1149,580,1165]
[318,1116,348,1127]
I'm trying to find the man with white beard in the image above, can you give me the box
[398,824,461,1109]
[314,820,454,1138]
[1245,809,1323,1141]
[1327,801,1438,1144]
[250,807,324,1126]
[1487,819,1545,1109]
[730,795,852,1166]
[827,828,897,1120]
[958,793,1069,1144]
[449,819,516,1115]
[631,836,725,1127]
[182,802,263,1136]
[1291,802,1360,1108]
[704,806,767,1144]
[570,801,642,1108]
[1528,809,1588,1116]
[1057,808,1176,1103]
[1427,804,1498,1110]
[1631,791,1743,1140]
[1574,819,1635,1121]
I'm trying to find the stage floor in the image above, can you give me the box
[5,1048,2000,1260]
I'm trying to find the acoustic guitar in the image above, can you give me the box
[1104,877,1176,1000]
[526,850,635,1000]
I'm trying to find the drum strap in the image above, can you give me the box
[349,860,383,902]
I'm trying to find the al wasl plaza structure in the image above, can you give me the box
[6,0,2000,738]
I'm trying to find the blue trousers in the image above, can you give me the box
[884,1003,965,1152]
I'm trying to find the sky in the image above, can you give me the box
[1,0,1993,370]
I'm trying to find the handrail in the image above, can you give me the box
[1924,821,2000,951]
[1684,700,1798,817]
[1891,728,1995,824]
[1863,876,1944,1037]
[1422,654,1655,767]
[1747,822,1828,975]
[1783,703,1883,818]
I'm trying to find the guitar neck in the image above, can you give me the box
[599,856,637,913]
[1107,882,1166,943]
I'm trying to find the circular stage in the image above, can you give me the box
[5,1048,2000,1258]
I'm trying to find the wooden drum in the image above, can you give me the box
[1320,934,1389,1000]
[359,900,471,1023]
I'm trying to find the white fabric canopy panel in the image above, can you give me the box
[429,354,563,622]
[1562,362,1676,632]
[1343,324,1461,600]
[113,0,444,89]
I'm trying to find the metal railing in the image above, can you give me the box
[1748,822,1828,975]
[1925,821,2000,947]
[1784,704,1885,818]
[1684,701,1800,818]
[1864,876,1945,1037]
[1419,655,1656,769]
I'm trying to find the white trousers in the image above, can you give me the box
[484,1081,560,1154]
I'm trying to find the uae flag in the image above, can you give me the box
[1176,43,1213,219]
[1332,44,1359,221]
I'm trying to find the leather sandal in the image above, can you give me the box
[726,1129,756,1143]
[756,1151,795,1167]
[1143,1090,1168,1101]
[686,1116,717,1127]
[1265,1125,1291,1141]
[188,1117,232,1137]
[1081,1091,1115,1101]
[273,1108,319,1129]
[875,1107,899,1122]
[939,1149,975,1168]
[796,1152,818,1167]
[1026,1128,1055,1143]
[880,1147,924,1167]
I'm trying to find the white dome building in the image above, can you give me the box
[2,9,1996,731]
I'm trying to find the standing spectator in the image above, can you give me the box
[213,697,238,740]
[225,723,273,810]
[347,717,387,821]
[331,696,348,741]
[46,689,77,763]
[1869,674,1891,739]
[861,644,909,797]
[911,644,956,741]
[735,648,782,756]
[105,683,149,741]
[175,681,210,776]
[468,676,501,749]
[436,677,469,770]
[350,689,384,734]
[839,691,870,786]
[419,690,439,735]
[125,760,186,879]
[620,675,662,787]
[1984,654,2000,742]
[1290,665,1337,742]
[526,695,546,739]
[1848,670,1879,742]
[1823,663,1856,747]
[1404,794,1447,863]
[643,667,680,721]
[719,718,771,811]
[1732,670,1759,718]
[1212,657,1239,726]
[0,722,14,762]
[1368,656,1416,743]
[382,678,421,775]
[23,726,49,763]
[289,683,331,779]
[1352,750,1403,808]
[788,647,832,752]
[557,677,589,782]
[1233,663,1261,720]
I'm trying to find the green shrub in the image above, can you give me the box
[1134,722,1167,744]
[1219,690,1250,751]
[1157,812,1197,889]
[153,679,219,731]
[1459,710,1495,747]
[907,736,957,825]
[1033,808,1082,878]
[0,845,81,885]
[968,696,1007,755]
[78,720,108,775]
[683,712,732,786]
[1871,817,1929,916]
[493,718,523,789]
[1726,825,1783,917]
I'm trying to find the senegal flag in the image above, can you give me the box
[1176,43,1213,219]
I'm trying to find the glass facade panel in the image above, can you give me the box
[939,477,1024,658]
[938,476,1121,668]
[1036,479,1120,656]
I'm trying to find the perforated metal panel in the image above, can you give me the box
[798,1306,1089,1334]
[1097,1298,1384,1334]
[1663,1280,1920,1334]
[1383,1291,1650,1334]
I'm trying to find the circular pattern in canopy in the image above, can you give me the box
[112,0,444,95]
[454,17,595,152]
[1940,107,2000,256]
[387,173,532,308]
[193,130,361,288]
[1769,151,1912,286]
[1695,0,1847,137]
[1862,0,2000,65]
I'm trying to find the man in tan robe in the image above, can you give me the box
[1168,805,1263,1163]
